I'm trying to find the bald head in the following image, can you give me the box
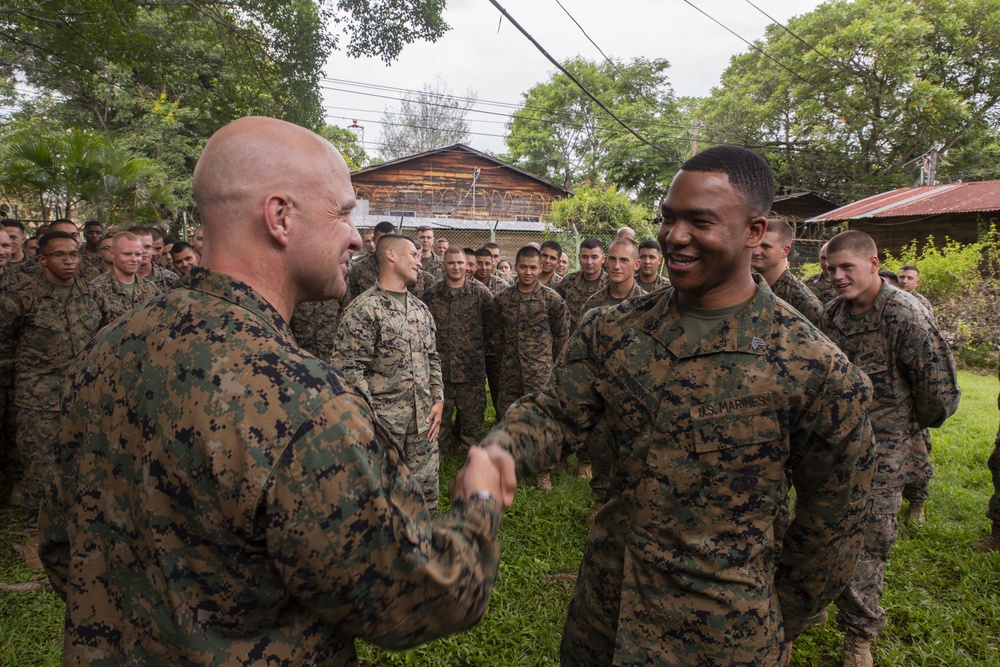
[190,116,361,320]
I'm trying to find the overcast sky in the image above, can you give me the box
[322,0,825,157]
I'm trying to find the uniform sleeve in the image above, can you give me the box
[898,316,960,429]
[426,315,444,404]
[483,310,604,477]
[265,392,502,649]
[0,292,25,384]
[330,304,376,400]
[549,294,570,361]
[777,361,877,640]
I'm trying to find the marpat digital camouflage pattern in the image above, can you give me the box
[484,281,877,666]
[422,278,495,452]
[332,284,444,510]
[492,282,569,419]
[89,270,161,323]
[556,270,608,332]
[771,267,824,327]
[38,267,502,665]
[822,278,959,638]
[290,295,346,361]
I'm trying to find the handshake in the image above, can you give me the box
[450,444,518,508]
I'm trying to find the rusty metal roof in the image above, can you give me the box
[807,181,1000,222]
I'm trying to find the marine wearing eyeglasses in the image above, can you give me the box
[0,231,111,568]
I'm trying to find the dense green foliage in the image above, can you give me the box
[504,57,685,207]
[701,0,1000,200]
[546,185,655,241]
[3,371,999,665]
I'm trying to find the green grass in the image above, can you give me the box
[3,371,999,666]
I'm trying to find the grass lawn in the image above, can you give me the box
[2,370,998,666]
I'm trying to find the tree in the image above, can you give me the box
[546,185,654,242]
[318,123,369,170]
[377,78,475,160]
[504,57,685,207]
[701,0,1000,200]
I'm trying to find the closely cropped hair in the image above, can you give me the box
[639,239,662,253]
[608,236,638,256]
[540,239,563,255]
[826,230,878,258]
[112,232,139,247]
[2,219,24,232]
[415,225,433,234]
[676,145,774,217]
[38,231,79,252]
[483,242,501,252]
[579,238,604,252]
[444,246,466,259]
[515,245,541,263]
[83,219,103,229]
[765,217,795,247]
[899,264,919,274]
[475,247,493,259]
[171,241,194,256]
[373,220,396,235]
[127,225,151,236]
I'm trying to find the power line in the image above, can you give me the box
[485,0,678,164]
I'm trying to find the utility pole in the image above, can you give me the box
[690,118,702,157]
[920,141,944,186]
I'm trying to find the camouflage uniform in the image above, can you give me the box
[804,272,837,304]
[538,272,562,288]
[822,279,960,639]
[483,280,876,666]
[80,249,104,274]
[38,267,502,665]
[14,259,102,284]
[346,254,432,303]
[556,270,609,333]
[0,276,110,529]
[289,296,346,360]
[771,267,824,327]
[493,283,569,420]
[142,264,180,292]
[579,282,647,504]
[911,290,935,322]
[422,279,495,453]
[89,271,161,323]
[476,273,510,410]
[0,270,16,492]
[332,285,444,512]
[636,274,671,293]
[421,254,444,283]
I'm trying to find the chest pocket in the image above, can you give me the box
[691,393,781,453]
[32,306,68,335]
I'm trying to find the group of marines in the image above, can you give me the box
[0,115,996,667]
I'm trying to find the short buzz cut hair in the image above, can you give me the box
[483,242,501,252]
[826,230,877,259]
[639,239,662,253]
[579,238,604,252]
[444,246,466,259]
[171,241,195,256]
[676,145,774,217]
[899,264,919,274]
[373,220,396,235]
[112,231,139,247]
[376,234,417,265]
[475,247,493,259]
[765,216,795,248]
[515,245,541,264]
[608,236,639,256]
[540,239,563,256]
[2,219,24,232]
[415,225,433,233]
[38,231,79,252]
[84,219,103,228]
[463,247,478,258]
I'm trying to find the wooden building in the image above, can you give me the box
[351,144,571,222]
[808,181,1000,257]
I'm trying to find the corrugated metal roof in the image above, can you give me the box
[808,181,1000,222]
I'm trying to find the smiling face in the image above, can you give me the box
[578,246,605,280]
[657,170,766,309]
[606,240,639,287]
[827,248,880,306]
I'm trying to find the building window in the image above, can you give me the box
[388,210,416,217]
[515,215,540,222]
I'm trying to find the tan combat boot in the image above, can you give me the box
[535,472,552,493]
[907,501,926,524]
[974,522,1000,553]
[577,462,592,479]
[22,534,44,570]
[842,633,873,667]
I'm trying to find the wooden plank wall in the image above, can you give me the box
[849,214,988,258]
[353,151,567,220]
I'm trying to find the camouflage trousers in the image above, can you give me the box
[903,431,933,503]
[16,406,61,531]
[987,429,1000,524]
[401,421,440,517]
[485,355,501,418]
[584,416,612,503]
[440,381,486,455]
[835,486,903,639]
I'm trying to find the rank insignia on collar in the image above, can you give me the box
[750,337,765,350]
